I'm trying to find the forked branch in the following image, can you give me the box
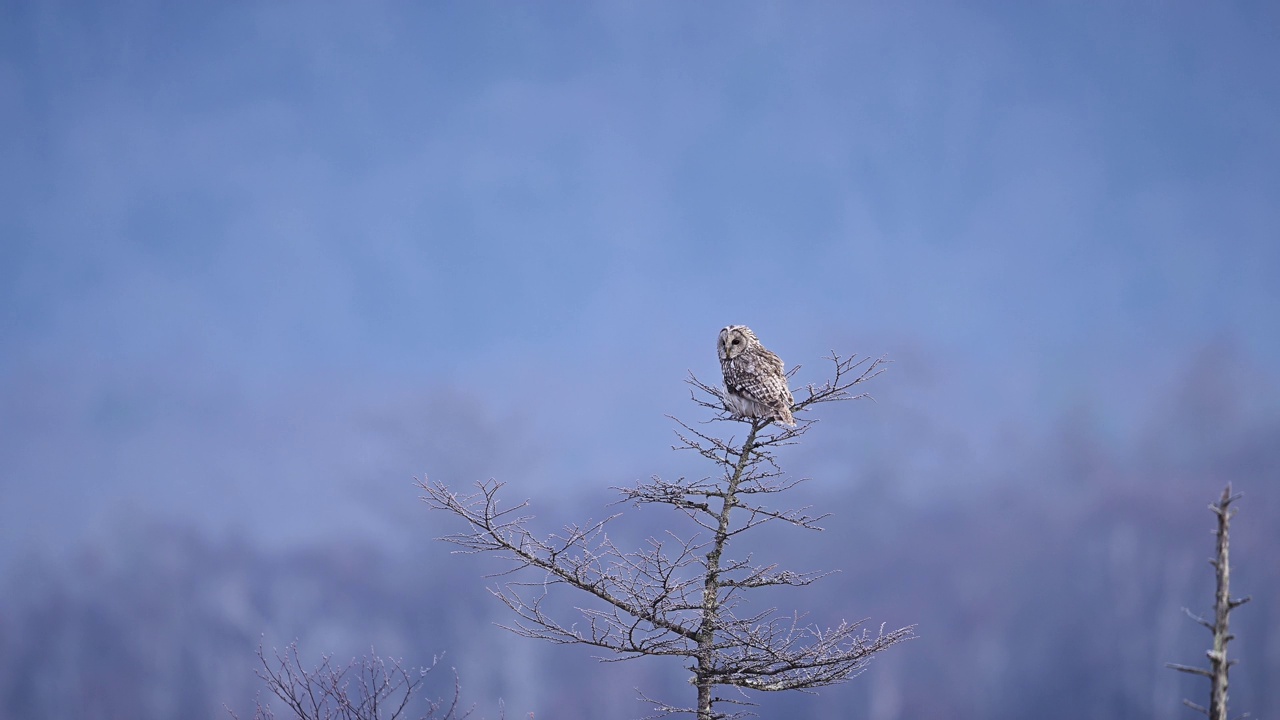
[421,351,911,720]
[241,642,467,720]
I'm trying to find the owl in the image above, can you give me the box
[717,325,796,426]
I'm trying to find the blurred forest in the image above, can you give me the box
[1,348,1276,720]
[3,2,1278,718]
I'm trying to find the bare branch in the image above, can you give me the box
[1183,699,1210,717]
[421,348,911,720]
[243,641,468,720]
[1168,483,1251,720]
[1181,607,1214,632]
[1167,662,1213,678]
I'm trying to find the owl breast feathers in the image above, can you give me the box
[717,325,796,426]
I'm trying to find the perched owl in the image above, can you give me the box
[717,325,796,426]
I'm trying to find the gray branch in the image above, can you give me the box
[421,352,912,720]
[1167,484,1251,720]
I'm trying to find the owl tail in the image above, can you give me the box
[774,406,796,427]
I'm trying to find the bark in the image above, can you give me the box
[1167,484,1252,720]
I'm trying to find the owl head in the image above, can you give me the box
[718,325,760,360]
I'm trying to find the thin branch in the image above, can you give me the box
[1183,699,1210,717]
[1181,607,1214,632]
[244,641,468,720]
[1168,663,1213,678]
[421,349,911,720]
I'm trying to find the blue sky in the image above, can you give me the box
[2,1,1278,555]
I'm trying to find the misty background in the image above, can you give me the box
[1,2,1278,719]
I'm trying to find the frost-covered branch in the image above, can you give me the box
[421,352,911,720]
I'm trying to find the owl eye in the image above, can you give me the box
[732,338,741,345]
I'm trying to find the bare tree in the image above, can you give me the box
[421,353,914,719]
[239,642,467,720]
[1167,484,1252,720]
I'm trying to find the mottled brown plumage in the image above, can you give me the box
[717,325,795,426]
